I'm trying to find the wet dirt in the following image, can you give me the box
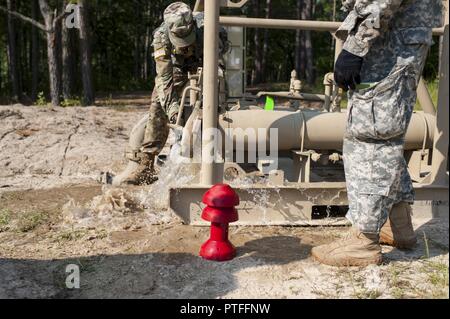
[0,105,448,299]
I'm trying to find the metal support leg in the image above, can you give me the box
[292,150,312,183]
[422,25,449,186]
[201,0,222,185]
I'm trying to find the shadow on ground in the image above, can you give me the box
[0,236,312,299]
[383,217,449,262]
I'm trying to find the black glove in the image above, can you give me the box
[334,50,363,91]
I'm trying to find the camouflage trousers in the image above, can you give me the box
[343,27,431,233]
[141,88,170,155]
[141,77,187,155]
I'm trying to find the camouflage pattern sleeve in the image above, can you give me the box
[336,0,404,57]
[152,27,178,111]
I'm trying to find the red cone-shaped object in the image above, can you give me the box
[200,184,239,262]
[202,184,240,208]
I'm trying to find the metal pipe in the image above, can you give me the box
[219,110,435,151]
[219,16,445,35]
[256,91,326,102]
[193,0,204,12]
[176,86,201,126]
[111,114,149,186]
[201,0,221,185]
[417,77,436,116]
[423,25,449,186]
[334,36,343,62]
[190,77,199,107]
[220,16,342,31]
[331,36,344,112]
[323,73,334,111]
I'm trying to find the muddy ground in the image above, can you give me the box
[0,105,448,299]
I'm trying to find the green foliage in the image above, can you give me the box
[36,92,47,106]
[17,211,49,233]
[0,209,11,227]
[414,79,439,111]
[0,0,443,101]
[61,98,82,107]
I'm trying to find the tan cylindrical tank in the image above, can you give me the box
[219,109,435,151]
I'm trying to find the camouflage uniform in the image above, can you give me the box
[336,0,443,233]
[141,2,228,155]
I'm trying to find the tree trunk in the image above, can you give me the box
[39,0,62,106]
[46,30,61,106]
[6,0,20,101]
[134,1,143,81]
[295,0,303,77]
[78,0,94,105]
[253,0,262,85]
[261,0,272,82]
[302,0,314,84]
[143,2,151,81]
[18,16,25,98]
[31,0,39,101]
[0,46,2,93]
[62,25,72,99]
[62,0,76,100]
[55,1,64,96]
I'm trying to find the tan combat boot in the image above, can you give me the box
[123,153,158,185]
[311,228,382,267]
[380,202,417,249]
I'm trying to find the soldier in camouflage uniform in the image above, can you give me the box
[123,2,228,185]
[312,0,443,266]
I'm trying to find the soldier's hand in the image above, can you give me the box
[334,50,363,91]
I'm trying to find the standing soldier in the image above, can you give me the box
[118,2,228,185]
[312,0,443,266]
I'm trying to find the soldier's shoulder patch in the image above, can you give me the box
[154,47,167,60]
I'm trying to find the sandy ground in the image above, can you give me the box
[0,105,448,299]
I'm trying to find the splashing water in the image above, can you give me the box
[137,138,199,212]
[229,174,283,225]
[61,130,199,231]
[61,187,151,231]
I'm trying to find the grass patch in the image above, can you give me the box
[417,260,449,299]
[0,209,11,226]
[386,264,414,299]
[36,92,48,107]
[55,229,89,242]
[422,261,449,294]
[345,271,382,299]
[353,288,382,299]
[61,98,82,108]
[17,211,49,233]
[0,209,11,232]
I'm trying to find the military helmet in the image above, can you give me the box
[164,2,196,48]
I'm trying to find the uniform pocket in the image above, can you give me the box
[371,65,416,139]
[347,93,377,140]
[348,65,416,140]
[347,27,430,141]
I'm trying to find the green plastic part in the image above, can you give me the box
[265,96,275,111]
